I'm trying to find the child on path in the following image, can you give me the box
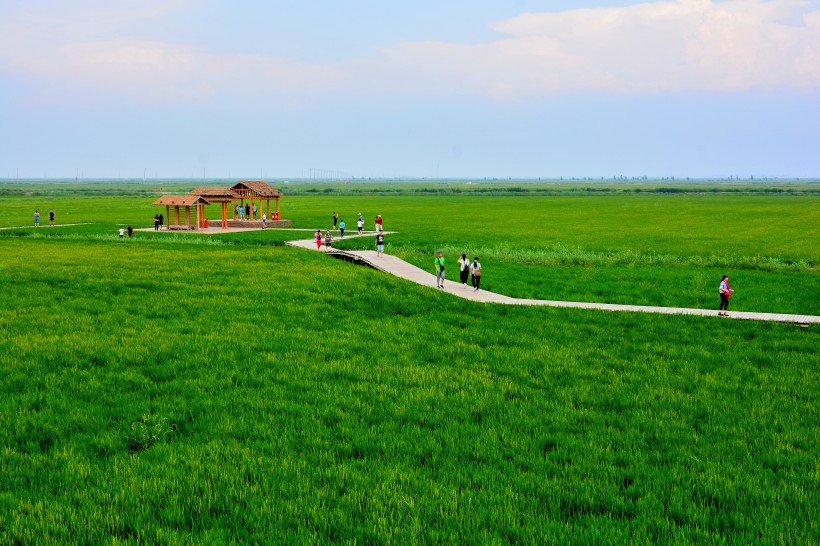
[471,257,482,291]
[34,210,40,227]
[458,253,470,288]
[119,227,125,238]
[375,232,385,257]
[434,252,445,289]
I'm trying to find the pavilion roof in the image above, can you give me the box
[190,187,237,200]
[231,180,283,198]
[153,195,211,206]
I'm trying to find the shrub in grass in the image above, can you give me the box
[127,414,175,453]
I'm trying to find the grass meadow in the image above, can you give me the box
[0,183,818,544]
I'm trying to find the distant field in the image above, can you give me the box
[1,184,818,543]
[1,190,817,314]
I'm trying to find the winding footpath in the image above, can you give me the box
[288,233,818,325]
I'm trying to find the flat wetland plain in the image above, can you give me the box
[0,180,818,544]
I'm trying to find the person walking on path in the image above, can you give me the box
[458,253,470,288]
[34,210,40,227]
[471,257,482,291]
[324,229,334,250]
[375,215,383,232]
[434,251,446,289]
[357,216,364,234]
[127,224,133,238]
[49,209,55,226]
[375,232,385,257]
[315,229,323,250]
[239,205,244,220]
[154,214,160,231]
[339,219,345,237]
[119,227,125,238]
[333,212,338,229]
[719,275,732,316]
[234,204,239,220]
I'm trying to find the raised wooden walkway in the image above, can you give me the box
[286,235,818,325]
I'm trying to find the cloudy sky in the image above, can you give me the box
[1,0,819,179]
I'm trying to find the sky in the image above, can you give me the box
[1,0,819,180]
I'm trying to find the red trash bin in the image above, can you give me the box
[203,219,209,228]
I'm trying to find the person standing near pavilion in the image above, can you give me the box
[159,213,164,229]
[154,214,159,231]
[245,204,250,220]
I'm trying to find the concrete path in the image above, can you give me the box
[0,223,92,230]
[287,236,818,325]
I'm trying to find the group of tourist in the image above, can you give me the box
[152,214,164,231]
[118,225,134,238]
[332,212,381,236]
[435,252,482,291]
[234,203,257,220]
[33,209,56,227]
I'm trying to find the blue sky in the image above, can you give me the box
[1,0,819,179]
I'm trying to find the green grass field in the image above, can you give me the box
[1,184,818,544]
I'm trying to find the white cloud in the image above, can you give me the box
[373,0,820,96]
[1,0,818,106]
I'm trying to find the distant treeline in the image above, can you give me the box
[1,179,818,197]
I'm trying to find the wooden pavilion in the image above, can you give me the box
[152,195,212,230]
[231,181,282,221]
[189,187,236,229]
[155,180,286,230]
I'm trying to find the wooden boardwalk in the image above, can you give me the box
[287,235,818,325]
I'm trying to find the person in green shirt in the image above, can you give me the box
[434,251,446,289]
